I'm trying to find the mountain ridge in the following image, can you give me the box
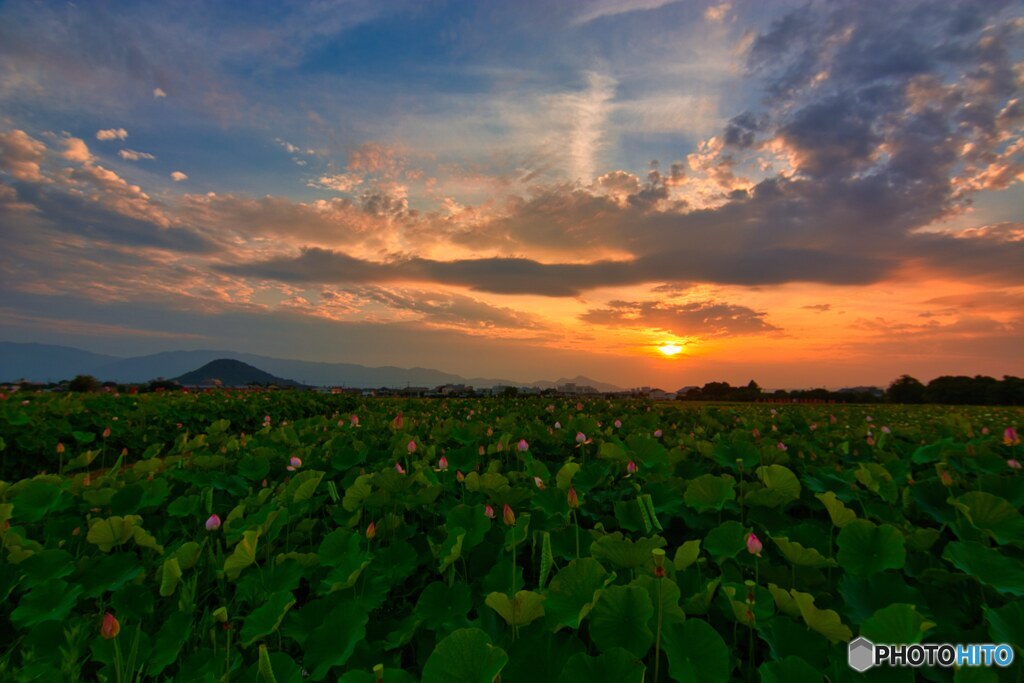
[0,342,622,392]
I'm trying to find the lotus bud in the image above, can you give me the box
[101,612,120,640]
[517,439,529,452]
[366,520,376,540]
[567,487,579,509]
[484,504,495,519]
[503,503,516,526]
[745,532,763,557]
[205,514,221,531]
[407,440,417,454]
[438,455,448,471]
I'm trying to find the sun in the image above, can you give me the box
[657,343,683,357]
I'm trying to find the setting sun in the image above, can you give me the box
[658,343,684,357]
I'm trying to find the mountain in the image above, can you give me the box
[0,341,623,391]
[0,342,117,382]
[174,359,307,388]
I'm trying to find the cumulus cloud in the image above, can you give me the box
[170,171,188,182]
[153,88,167,98]
[580,299,778,337]
[309,173,362,193]
[61,136,92,164]
[96,128,128,141]
[119,149,155,161]
[0,129,48,182]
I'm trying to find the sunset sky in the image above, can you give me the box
[1,0,1022,389]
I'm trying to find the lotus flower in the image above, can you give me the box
[576,432,587,444]
[456,470,465,482]
[407,440,417,454]
[627,460,638,475]
[484,504,496,519]
[350,414,359,427]
[56,442,64,454]
[939,469,953,486]
[101,612,120,640]
[102,427,111,438]
[205,514,221,531]
[554,421,561,429]
[881,426,891,434]
[534,476,545,490]
[745,532,763,557]
[438,455,448,471]
[287,456,302,471]
[393,413,404,429]
[503,503,516,526]
[614,419,622,428]
[517,439,529,452]
[1005,427,1020,446]
[567,487,579,509]
[653,429,662,438]
[1008,459,1022,470]
[982,427,990,435]
[752,428,761,439]
[776,442,787,451]
[395,462,405,474]
[366,520,376,540]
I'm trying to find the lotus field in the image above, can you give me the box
[1,391,1023,682]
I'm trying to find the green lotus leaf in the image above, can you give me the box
[544,558,616,631]
[985,601,1024,653]
[772,537,835,568]
[13,481,63,523]
[762,655,824,683]
[159,557,182,597]
[683,474,736,512]
[951,491,1024,545]
[421,628,509,683]
[745,465,801,507]
[486,590,546,627]
[589,585,654,658]
[241,591,297,646]
[703,521,747,563]
[790,590,852,644]
[943,541,1024,596]
[224,528,261,581]
[302,600,369,681]
[814,491,857,528]
[661,618,731,683]
[836,519,905,576]
[590,532,666,570]
[859,603,935,644]
[673,540,701,571]
[147,612,192,677]
[557,647,645,683]
[11,580,82,628]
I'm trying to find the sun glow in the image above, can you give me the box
[657,343,684,357]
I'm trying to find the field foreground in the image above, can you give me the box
[1,392,1022,682]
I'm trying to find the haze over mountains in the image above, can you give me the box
[0,342,622,392]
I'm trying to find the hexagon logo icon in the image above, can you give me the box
[848,637,875,672]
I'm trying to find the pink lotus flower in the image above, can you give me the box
[567,487,579,508]
[746,532,763,557]
[478,446,485,456]
[627,460,638,474]
[654,429,663,438]
[102,427,111,438]
[286,456,302,471]
[939,469,953,486]
[366,520,376,540]
[407,440,417,454]
[776,442,787,451]
[534,476,545,490]
[205,514,221,531]
[576,402,583,411]
[982,427,990,435]
[456,470,465,482]
[395,462,405,474]
[350,414,359,427]
[614,419,622,428]
[881,426,891,434]
[752,428,761,439]
[517,439,529,452]
[438,455,448,471]
[1005,428,1020,446]
[393,413,404,429]
[484,504,496,519]
[576,432,587,444]
[503,503,516,526]
[1008,459,1022,470]
[554,421,561,429]
[101,612,120,640]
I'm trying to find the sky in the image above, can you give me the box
[0,0,1022,389]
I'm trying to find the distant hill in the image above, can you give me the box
[174,359,307,388]
[0,341,622,391]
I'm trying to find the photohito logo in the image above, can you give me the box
[848,637,1015,672]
